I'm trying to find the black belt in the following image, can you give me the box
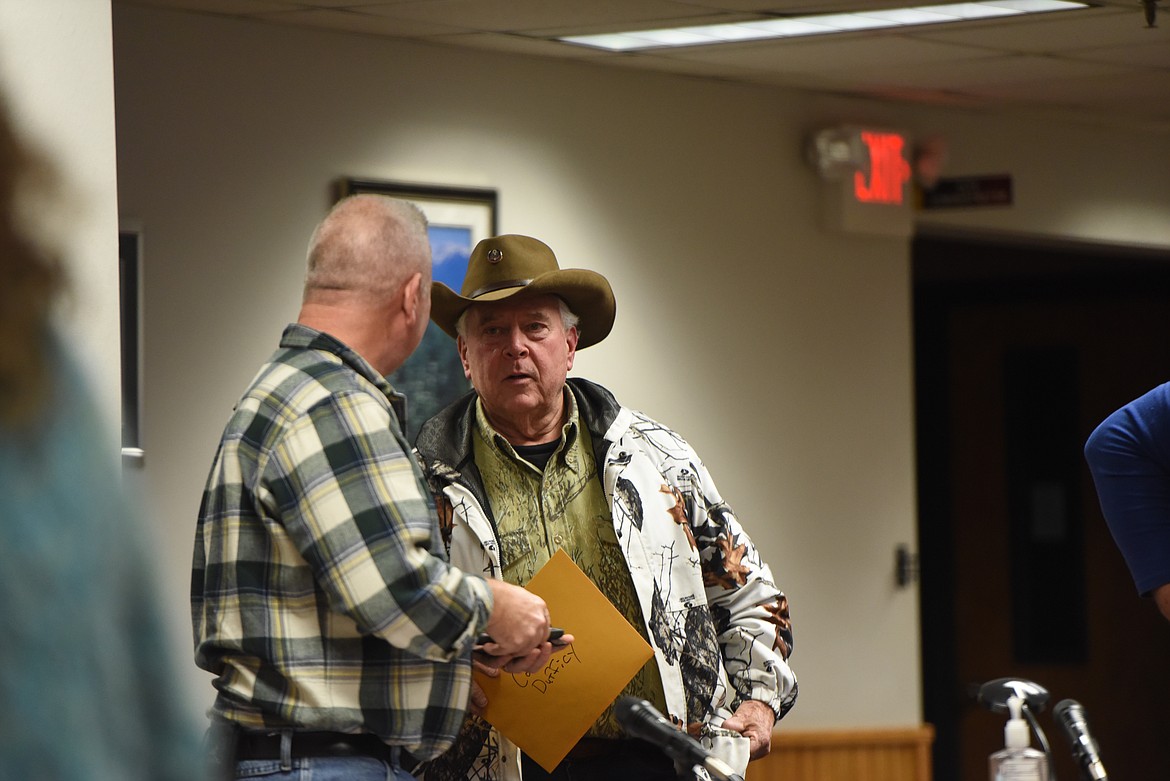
[563,738,635,761]
[234,731,400,764]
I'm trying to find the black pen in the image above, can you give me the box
[476,627,565,646]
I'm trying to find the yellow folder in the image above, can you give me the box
[475,548,655,771]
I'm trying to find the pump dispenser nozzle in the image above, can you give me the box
[990,694,1047,780]
[1004,695,1030,749]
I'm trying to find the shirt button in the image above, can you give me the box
[554,534,564,546]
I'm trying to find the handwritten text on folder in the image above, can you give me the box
[475,549,654,771]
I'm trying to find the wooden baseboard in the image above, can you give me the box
[746,725,935,781]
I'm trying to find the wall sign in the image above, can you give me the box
[920,174,1014,209]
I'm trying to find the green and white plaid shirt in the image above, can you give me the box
[192,323,492,759]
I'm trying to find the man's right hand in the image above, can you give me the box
[482,579,552,670]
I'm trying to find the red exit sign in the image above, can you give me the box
[809,124,915,236]
[853,131,911,206]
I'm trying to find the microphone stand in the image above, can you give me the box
[1020,702,1057,781]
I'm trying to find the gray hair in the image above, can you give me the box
[455,296,579,338]
[303,194,430,302]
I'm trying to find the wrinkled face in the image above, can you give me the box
[457,294,578,426]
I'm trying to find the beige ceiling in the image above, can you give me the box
[116,0,1170,131]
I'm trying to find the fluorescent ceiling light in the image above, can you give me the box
[558,1,1088,51]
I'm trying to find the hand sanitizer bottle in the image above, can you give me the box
[989,695,1048,781]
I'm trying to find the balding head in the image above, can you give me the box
[304,194,431,304]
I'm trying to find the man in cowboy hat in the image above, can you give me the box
[414,234,798,781]
[193,200,559,781]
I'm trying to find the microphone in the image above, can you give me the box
[1053,699,1108,781]
[614,696,744,781]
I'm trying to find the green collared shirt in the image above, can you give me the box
[472,390,666,736]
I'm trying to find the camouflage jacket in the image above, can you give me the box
[414,378,798,781]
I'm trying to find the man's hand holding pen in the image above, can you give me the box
[469,626,575,716]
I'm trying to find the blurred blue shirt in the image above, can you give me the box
[0,334,203,781]
[1085,381,1170,598]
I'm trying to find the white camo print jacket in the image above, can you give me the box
[414,378,797,781]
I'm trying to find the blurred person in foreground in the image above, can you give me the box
[193,196,560,781]
[1085,382,1170,622]
[414,235,798,781]
[0,93,203,779]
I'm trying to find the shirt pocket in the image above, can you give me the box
[594,515,621,548]
[499,527,535,578]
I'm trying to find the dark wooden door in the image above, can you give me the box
[915,233,1170,781]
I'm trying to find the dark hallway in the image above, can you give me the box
[914,231,1170,781]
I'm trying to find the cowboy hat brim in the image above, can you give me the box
[430,268,615,349]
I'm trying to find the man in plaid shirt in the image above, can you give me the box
[193,195,557,781]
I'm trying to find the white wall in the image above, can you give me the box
[112,5,1170,731]
[0,0,120,433]
[0,0,217,723]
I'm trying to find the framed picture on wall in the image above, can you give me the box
[119,227,144,464]
[336,178,497,443]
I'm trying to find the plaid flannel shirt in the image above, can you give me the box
[192,324,492,759]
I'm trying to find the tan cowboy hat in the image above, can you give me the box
[430,234,616,349]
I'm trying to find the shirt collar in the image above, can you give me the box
[280,323,395,388]
[279,323,405,410]
[473,386,581,472]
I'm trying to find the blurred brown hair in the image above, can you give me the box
[0,94,64,428]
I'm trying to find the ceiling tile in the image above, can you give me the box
[351,0,715,33]
[424,31,614,61]
[254,8,461,36]
[660,33,999,76]
[1071,39,1170,70]
[116,0,298,13]
[850,53,1127,91]
[912,6,1159,54]
[111,0,1170,130]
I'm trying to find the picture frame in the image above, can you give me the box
[336,178,498,443]
[119,227,144,464]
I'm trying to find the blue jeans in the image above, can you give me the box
[235,756,415,780]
